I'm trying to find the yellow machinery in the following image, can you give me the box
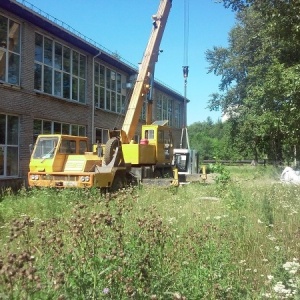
[28,0,178,190]
[28,135,103,188]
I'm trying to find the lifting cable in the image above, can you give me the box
[180,0,190,148]
[182,0,190,127]
[183,0,189,78]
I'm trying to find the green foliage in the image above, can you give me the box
[210,163,231,185]
[205,0,300,164]
[188,118,237,160]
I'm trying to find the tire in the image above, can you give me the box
[110,173,125,192]
[104,137,119,165]
[153,169,162,178]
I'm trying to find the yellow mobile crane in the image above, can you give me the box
[28,0,177,190]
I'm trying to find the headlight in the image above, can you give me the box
[31,174,39,180]
[80,176,90,182]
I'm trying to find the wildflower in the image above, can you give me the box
[262,292,272,298]
[283,261,300,275]
[273,282,292,297]
[267,235,276,241]
[267,275,274,281]
[102,288,110,294]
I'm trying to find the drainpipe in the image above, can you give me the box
[92,50,102,144]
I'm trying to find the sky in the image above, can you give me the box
[20,0,236,125]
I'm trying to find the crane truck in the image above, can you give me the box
[28,0,178,190]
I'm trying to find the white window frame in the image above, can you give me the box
[0,14,21,85]
[94,62,126,113]
[34,32,86,103]
[0,113,19,177]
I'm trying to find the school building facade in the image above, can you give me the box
[0,0,186,189]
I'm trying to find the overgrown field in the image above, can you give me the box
[0,166,299,299]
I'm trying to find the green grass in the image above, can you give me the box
[0,165,299,299]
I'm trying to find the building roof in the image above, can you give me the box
[0,0,186,101]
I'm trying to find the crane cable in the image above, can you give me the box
[183,0,189,77]
[180,0,190,148]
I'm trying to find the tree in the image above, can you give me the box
[206,0,300,164]
[188,119,235,160]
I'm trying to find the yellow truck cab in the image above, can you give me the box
[28,134,102,188]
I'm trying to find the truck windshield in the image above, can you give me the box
[32,137,59,159]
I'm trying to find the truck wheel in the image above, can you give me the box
[104,137,119,165]
[110,173,125,192]
[153,169,162,178]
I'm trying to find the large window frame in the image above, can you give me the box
[0,14,21,85]
[156,92,174,127]
[94,62,126,113]
[174,101,182,128]
[95,127,109,144]
[34,32,86,103]
[33,119,86,142]
[0,114,19,177]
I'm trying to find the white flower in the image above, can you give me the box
[262,292,272,298]
[267,234,276,241]
[283,261,300,275]
[273,281,291,295]
[267,275,274,281]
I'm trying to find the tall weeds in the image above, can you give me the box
[0,166,299,299]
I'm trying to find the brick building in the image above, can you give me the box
[0,0,186,189]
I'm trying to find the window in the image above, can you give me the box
[158,130,164,144]
[79,141,87,154]
[95,128,109,144]
[34,33,86,103]
[33,119,86,142]
[156,92,175,127]
[94,62,126,113]
[0,15,20,85]
[0,114,19,177]
[59,139,76,154]
[174,102,182,128]
[145,130,154,140]
[33,137,58,159]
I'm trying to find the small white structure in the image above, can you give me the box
[280,167,300,184]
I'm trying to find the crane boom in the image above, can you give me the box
[121,0,172,143]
